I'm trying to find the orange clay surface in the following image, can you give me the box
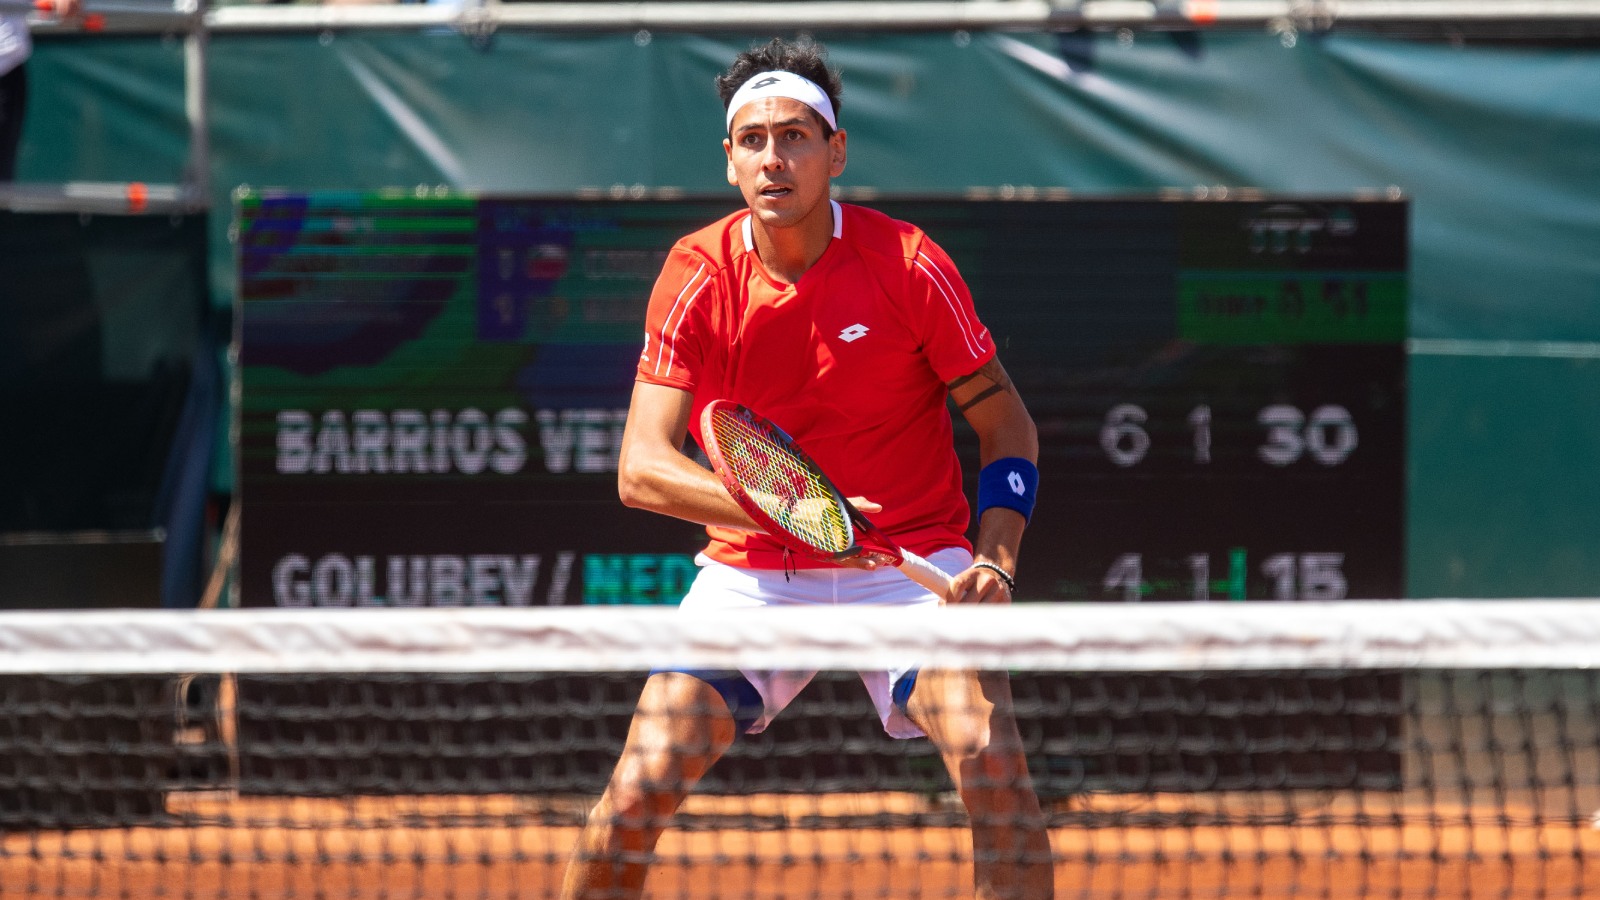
[2,791,1595,899]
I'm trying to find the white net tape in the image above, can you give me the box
[1,599,1598,674]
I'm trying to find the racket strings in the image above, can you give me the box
[710,411,853,553]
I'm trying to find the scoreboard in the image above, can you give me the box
[235,192,1406,607]
[951,200,1408,602]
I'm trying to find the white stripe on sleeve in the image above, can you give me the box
[913,253,985,360]
[656,263,711,378]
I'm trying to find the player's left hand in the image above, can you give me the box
[846,496,882,515]
[835,497,888,571]
[948,563,1013,605]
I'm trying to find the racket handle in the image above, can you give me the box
[896,549,955,604]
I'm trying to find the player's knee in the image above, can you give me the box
[947,731,1041,791]
[620,743,692,790]
[944,721,996,760]
[600,757,689,830]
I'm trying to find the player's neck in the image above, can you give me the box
[749,204,834,285]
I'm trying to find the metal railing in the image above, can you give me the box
[14,0,1600,35]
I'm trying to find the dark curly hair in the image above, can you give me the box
[716,37,843,136]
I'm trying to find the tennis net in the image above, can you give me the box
[1,601,1597,899]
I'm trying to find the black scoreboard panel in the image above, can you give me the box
[915,200,1408,602]
[235,194,1406,796]
[237,194,1405,606]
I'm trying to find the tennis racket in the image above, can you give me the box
[700,399,955,602]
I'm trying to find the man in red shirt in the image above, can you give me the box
[561,38,1052,900]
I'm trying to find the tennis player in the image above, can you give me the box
[560,38,1052,900]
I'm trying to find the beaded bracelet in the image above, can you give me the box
[970,561,1016,592]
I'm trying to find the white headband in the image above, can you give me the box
[725,70,837,133]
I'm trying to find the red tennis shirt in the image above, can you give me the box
[636,201,997,569]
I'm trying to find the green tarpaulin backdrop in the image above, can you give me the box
[19,29,1600,599]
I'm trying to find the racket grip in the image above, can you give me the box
[896,549,955,603]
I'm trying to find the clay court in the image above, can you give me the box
[6,789,1595,899]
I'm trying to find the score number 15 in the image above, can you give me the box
[1102,404,1358,466]
[1104,551,1348,601]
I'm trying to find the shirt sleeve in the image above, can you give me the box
[907,235,997,382]
[636,247,716,391]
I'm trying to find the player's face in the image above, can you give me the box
[723,97,847,232]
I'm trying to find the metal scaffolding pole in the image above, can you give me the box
[204,0,1600,32]
[179,0,210,210]
[10,0,1600,35]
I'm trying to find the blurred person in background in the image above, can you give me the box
[0,0,80,180]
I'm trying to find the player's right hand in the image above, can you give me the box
[948,564,1013,605]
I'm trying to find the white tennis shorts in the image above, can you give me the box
[674,546,973,739]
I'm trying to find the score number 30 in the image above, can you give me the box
[1101,404,1358,467]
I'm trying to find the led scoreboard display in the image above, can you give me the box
[236,193,1406,607]
[955,200,1409,602]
